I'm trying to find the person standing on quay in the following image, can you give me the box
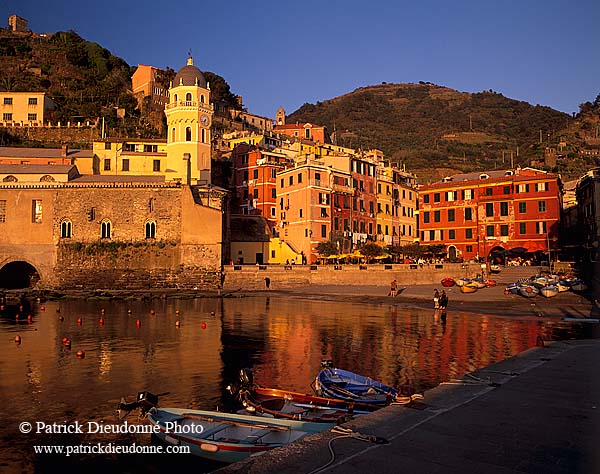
[433,288,440,309]
[439,290,448,309]
[389,279,398,297]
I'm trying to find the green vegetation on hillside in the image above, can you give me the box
[288,83,597,181]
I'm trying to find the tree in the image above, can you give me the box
[359,243,384,262]
[316,241,338,257]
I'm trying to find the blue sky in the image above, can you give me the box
[2,0,599,119]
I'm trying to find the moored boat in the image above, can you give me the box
[460,282,478,293]
[518,285,539,298]
[540,285,559,298]
[484,279,497,287]
[454,278,469,287]
[557,281,570,292]
[147,407,333,464]
[314,360,416,405]
[441,277,455,287]
[472,277,486,289]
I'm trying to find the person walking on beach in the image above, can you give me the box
[389,279,398,297]
[433,289,440,309]
[439,290,448,309]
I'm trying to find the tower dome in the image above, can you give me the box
[173,57,207,88]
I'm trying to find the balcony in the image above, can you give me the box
[332,183,355,195]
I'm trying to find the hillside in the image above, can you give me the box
[288,83,597,181]
[0,28,240,142]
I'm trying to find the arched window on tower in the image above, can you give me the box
[174,94,178,103]
[171,128,176,142]
[201,129,206,143]
[186,127,192,141]
[185,92,192,103]
[60,220,72,238]
[101,220,112,239]
[145,221,156,239]
[200,94,205,103]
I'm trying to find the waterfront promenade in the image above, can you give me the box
[216,339,600,474]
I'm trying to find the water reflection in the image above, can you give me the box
[0,296,595,473]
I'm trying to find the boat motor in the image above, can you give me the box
[116,391,160,419]
[238,368,254,388]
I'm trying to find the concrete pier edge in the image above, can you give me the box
[215,339,600,474]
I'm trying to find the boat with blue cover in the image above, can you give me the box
[314,360,416,405]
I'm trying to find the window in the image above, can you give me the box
[28,97,38,105]
[500,224,509,236]
[486,203,494,217]
[153,160,160,172]
[439,230,444,240]
[101,220,112,239]
[305,128,311,139]
[535,182,549,192]
[298,172,303,183]
[4,97,12,105]
[28,113,37,121]
[280,178,284,188]
[485,187,493,196]
[503,186,511,194]
[3,113,12,121]
[145,221,156,239]
[423,194,430,204]
[253,169,259,179]
[538,201,546,212]
[465,208,472,221]
[466,245,473,252]
[537,221,547,234]
[299,209,303,218]
[321,225,327,238]
[122,159,129,171]
[59,220,72,238]
[201,129,206,143]
[315,172,321,183]
[321,208,328,218]
[434,210,440,222]
[104,159,111,171]
[0,200,6,222]
[462,189,473,200]
[446,191,456,202]
[185,92,192,102]
[429,230,435,241]
[434,193,440,203]
[32,200,42,224]
[466,228,473,239]
[500,202,508,216]
[423,211,430,224]
[185,127,192,141]
[270,207,275,217]
[517,184,530,193]
[449,229,456,239]
[271,188,276,199]
[253,189,258,198]
[105,142,112,150]
[144,144,158,153]
[271,169,276,179]
[289,176,293,186]
[519,202,526,213]
[519,223,527,234]
[448,209,455,222]
[171,128,175,142]
[486,225,494,237]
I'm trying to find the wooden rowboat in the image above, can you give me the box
[518,285,539,298]
[147,407,333,464]
[441,277,455,287]
[540,285,559,298]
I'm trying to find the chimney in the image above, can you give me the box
[61,144,68,158]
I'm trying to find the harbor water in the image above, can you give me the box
[0,295,593,473]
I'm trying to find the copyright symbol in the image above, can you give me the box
[19,422,32,434]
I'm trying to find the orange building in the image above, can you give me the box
[131,64,170,113]
[418,168,562,261]
[231,143,291,229]
[274,123,331,144]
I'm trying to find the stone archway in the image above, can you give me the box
[0,261,41,289]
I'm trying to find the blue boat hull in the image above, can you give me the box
[315,367,400,405]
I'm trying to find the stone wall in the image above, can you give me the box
[1,125,100,145]
[222,263,473,290]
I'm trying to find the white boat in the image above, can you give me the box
[540,285,559,298]
[147,407,333,464]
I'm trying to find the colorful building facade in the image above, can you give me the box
[0,92,55,125]
[418,168,562,261]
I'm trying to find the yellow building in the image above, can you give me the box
[92,139,167,176]
[165,57,213,185]
[0,92,55,125]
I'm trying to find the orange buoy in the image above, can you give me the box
[19,305,23,312]
[14,335,21,344]
[15,314,19,320]
[27,315,32,323]
[62,337,69,344]
[40,306,45,311]
[76,350,85,359]
[175,320,181,327]
[77,318,82,325]
[175,310,180,315]
[58,315,64,321]
[150,309,155,315]
[210,311,215,316]
[0,305,4,310]
[136,319,141,327]
[127,309,132,314]
[56,308,60,313]
[101,308,105,314]
[99,317,104,325]
[201,322,207,329]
